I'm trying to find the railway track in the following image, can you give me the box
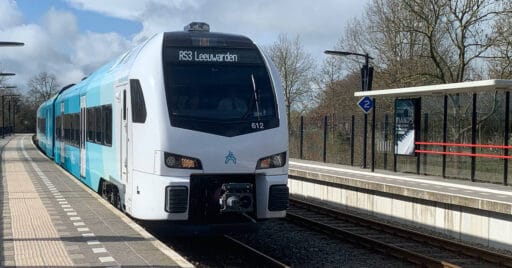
[287,197,512,267]
[223,235,290,267]
[143,221,289,267]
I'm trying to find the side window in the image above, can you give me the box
[75,114,80,146]
[55,116,61,140]
[123,90,127,120]
[86,108,94,142]
[103,105,112,146]
[64,114,70,142]
[40,118,46,135]
[130,79,147,123]
[72,114,78,146]
[95,107,103,143]
[70,113,75,144]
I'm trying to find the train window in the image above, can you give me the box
[38,117,46,135]
[130,79,147,123]
[103,105,112,146]
[163,47,279,137]
[55,116,61,140]
[63,115,66,141]
[74,114,80,146]
[123,90,126,120]
[64,114,70,142]
[95,107,103,143]
[70,113,75,144]
[86,108,95,142]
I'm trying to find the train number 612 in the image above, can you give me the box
[251,122,264,129]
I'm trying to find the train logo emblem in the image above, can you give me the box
[225,151,237,165]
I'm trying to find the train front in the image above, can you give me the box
[129,23,289,224]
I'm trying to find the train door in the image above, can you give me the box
[80,96,86,177]
[60,102,65,165]
[121,88,128,185]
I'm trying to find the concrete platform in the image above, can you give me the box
[289,158,512,252]
[1,134,193,267]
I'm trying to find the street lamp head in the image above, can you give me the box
[324,50,353,56]
[0,42,24,47]
[0,73,15,76]
[324,50,374,60]
[1,86,17,90]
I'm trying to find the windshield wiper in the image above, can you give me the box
[251,74,261,121]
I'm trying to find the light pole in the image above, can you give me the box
[1,92,19,138]
[0,41,23,137]
[13,98,19,134]
[324,50,374,169]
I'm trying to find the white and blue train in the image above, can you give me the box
[36,22,289,223]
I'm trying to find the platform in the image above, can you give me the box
[0,134,193,267]
[288,158,512,251]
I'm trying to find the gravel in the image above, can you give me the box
[231,219,414,267]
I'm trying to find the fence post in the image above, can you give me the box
[384,114,389,170]
[323,115,327,163]
[350,115,355,166]
[393,111,397,172]
[299,116,304,159]
[363,113,368,168]
[371,99,376,172]
[471,93,477,181]
[504,91,510,185]
[423,113,429,175]
[442,95,448,178]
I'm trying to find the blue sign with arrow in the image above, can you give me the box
[357,96,374,113]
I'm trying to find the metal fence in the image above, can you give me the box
[290,92,512,186]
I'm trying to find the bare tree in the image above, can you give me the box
[27,72,59,106]
[489,1,512,78]
[265,34,316,130]
[330,0,512,144]
[338,0,511,87]
[315,56,345,116]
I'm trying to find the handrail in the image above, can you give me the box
[415,141,512,149]
[415,141,511,159]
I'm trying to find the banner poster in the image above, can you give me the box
[394,98,419,155]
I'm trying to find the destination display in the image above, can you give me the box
[166,48,263,65]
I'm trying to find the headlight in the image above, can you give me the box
[164,152,202,169]
[256,152,287,169]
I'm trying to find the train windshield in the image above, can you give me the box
[163,47,279,137]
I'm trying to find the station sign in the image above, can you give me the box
[357,96,373,114]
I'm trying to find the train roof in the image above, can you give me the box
[42,25,259,105]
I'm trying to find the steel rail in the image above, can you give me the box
[224,235,290,268]
[288,198,512,267]
[286,211,456,267]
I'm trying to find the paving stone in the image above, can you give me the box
[0,135,187,267]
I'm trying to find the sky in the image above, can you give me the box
[0,0,369,90]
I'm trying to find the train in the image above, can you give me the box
[36,22,289,224]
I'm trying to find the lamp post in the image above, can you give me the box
[12,98,19,134]
[0,41,23,137]
[1,92,19,138]
[324,50,374,169]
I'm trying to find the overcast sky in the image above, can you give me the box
[0,0,369,90]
